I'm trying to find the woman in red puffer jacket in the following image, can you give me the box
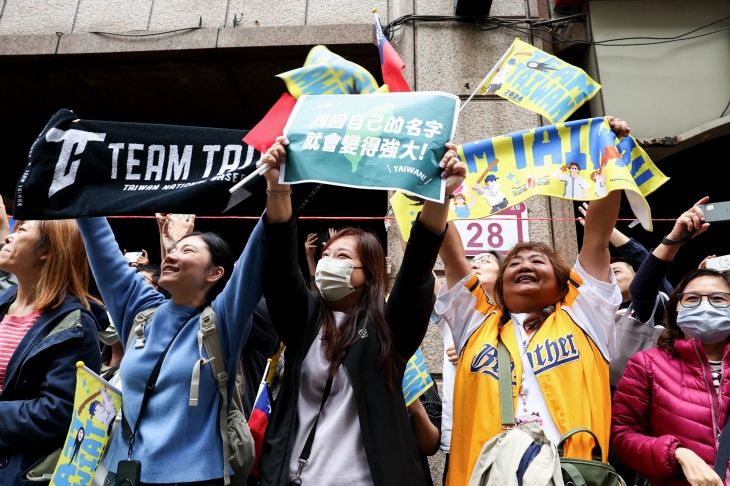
[612,198,730,486]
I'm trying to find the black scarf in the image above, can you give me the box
[13,109,264,219]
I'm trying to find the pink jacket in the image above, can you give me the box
[611,338,730,486]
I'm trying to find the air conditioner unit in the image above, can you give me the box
[454,0,493,16]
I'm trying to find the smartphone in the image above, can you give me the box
[124,251,143,263]
[115,460,141,486]
[706,255,730,272]
[316,230,331,247]
[698,202,730,223]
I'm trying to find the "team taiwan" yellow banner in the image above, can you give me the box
[392,117,668,240]
[49,363,122,486]
[477,38,601,124]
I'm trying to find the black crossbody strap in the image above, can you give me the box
[299,376,334,462]
[121,305,206,443]
[714,414,730,480]
[289,375,334,485]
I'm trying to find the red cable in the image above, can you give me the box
[103,216,679,222]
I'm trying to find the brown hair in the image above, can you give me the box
[452,193,466,205]
[656,268,730,356]
[317,227,401,387]
[18,220,101,313]
[493,242,572,332]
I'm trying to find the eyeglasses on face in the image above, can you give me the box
[471,255,493,266]
[678,292,730,308]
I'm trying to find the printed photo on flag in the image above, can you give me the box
[49,363,122,486]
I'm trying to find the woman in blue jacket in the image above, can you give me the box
[76,215,265,486]
[0,219,103,486]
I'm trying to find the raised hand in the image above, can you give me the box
[304,233,318,259]
[605,116,631,138]
[260,136,288,187]
[440,142,467,196]
[667,197,710,241]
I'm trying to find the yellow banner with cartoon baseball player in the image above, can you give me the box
[392,117,668,240]
[477,38,601,124]
[49,363,122,486]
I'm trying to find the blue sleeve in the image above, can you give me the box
[616,238,674,296]
[211,217,266,371]
[76,217,164,344]
[629,253,673,323]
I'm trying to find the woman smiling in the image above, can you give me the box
[436,117,631,485]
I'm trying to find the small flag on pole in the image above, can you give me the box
[374,10,411,93]
[248,360,272,478]
[464,38,601,123]
[49,362,122,486]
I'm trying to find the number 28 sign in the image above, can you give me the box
[452,203,529,256]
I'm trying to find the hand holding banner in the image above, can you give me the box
[392,117,669,240]
[281,92,460,202]
[402,348,434,407]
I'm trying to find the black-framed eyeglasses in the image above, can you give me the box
[678,292,730,308]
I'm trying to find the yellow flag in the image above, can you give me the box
[477,38,601,124]
[392,117,669,240]
[49,363,122,486]
[277,45,386,99]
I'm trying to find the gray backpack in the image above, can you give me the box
[128,306,255,486]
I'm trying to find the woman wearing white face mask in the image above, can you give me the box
[612,197,730,486]
[256,136,466,486]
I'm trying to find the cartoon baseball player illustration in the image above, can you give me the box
[552,162,590,199]
[485,59,517,94]
[473,174,509,214]
[89,387,118,436]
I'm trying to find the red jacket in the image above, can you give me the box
[611,338,730,486]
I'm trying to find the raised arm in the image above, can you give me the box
[630,198,709,322]
[0,197,9,242]
[578,117,630,282]
[77,218,164,342]
[424,143,471,291]
[386,143,465,358]
[211,218,266,361]
[259,137,315,346]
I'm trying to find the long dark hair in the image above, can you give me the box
[493,242,573,332]
[317,227,401,388]
[657,268,730,356]
[178,231,235,303]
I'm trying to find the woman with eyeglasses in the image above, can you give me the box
[612,197,730,486]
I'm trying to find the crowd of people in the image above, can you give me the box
[1,117,729,486]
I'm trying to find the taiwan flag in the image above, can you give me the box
[374,13,411,93]
[248,382,271,477]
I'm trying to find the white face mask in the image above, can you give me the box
[315,257,363,301]
[677,302,730,345]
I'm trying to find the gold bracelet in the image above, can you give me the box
[266,188,292,198]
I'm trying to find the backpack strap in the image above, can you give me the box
[189,305,232,486]
[126,307,159,350]
[714,414,730,481]
[497,337,515,427]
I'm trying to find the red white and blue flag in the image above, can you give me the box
[248,377,271,477]
[374,13,411,93]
